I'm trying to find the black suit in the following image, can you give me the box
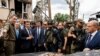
[20,28,33,53]
[32,27,46,52]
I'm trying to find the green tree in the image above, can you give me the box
[54,13,69,22]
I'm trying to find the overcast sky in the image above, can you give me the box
[32,0,100,22]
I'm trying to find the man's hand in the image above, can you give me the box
[62,46,66,50]
[83,48,90,51]
[44,43,46,47]
[72,34,76,38]
[58,49,61,53]
[26,36,32,40]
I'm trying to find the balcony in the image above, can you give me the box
[17,0,32,4]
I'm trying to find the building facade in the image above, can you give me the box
[0,0,32,20]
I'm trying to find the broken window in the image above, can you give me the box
[1,0,8,8]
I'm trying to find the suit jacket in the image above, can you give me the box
[32,27,45,46]
[20,28,33,49]
[85,31,100,50]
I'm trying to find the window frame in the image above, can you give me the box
[0,0,8,8]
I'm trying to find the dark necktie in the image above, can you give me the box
[86,34,92,45]
[37,28,39,38]
[29,29,31,35]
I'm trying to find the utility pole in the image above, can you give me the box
[73,0,75,21]
[74,0,80,20]
[69,0,72,21]
[48,0,52,20]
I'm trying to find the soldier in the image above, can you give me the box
[3,15,17,56]
[68,19,86,53]
[45,21,61,52]
[57,22,68,54]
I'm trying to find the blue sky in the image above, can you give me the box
[33,0,100,22]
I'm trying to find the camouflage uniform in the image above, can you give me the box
[45,28,60,52]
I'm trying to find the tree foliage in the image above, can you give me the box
[54,13,69,22]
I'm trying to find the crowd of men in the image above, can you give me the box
[0,15,100,56]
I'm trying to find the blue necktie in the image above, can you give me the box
[16,29,19,39]
[44,30,45,35]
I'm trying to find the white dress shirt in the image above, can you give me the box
[37,27,41,35]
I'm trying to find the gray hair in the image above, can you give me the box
[89,20,99,26]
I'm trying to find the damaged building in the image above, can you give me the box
[0,0,32,19]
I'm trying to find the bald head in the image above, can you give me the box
[86,20,99,33]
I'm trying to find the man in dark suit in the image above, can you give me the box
[33,21,45,52]
[14,21,22,54]
[20,20,33,53]
[84,20,100,51]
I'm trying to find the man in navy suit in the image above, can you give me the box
[20,20,33,53]
[84,20,100,51]
[32,21,46,52]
